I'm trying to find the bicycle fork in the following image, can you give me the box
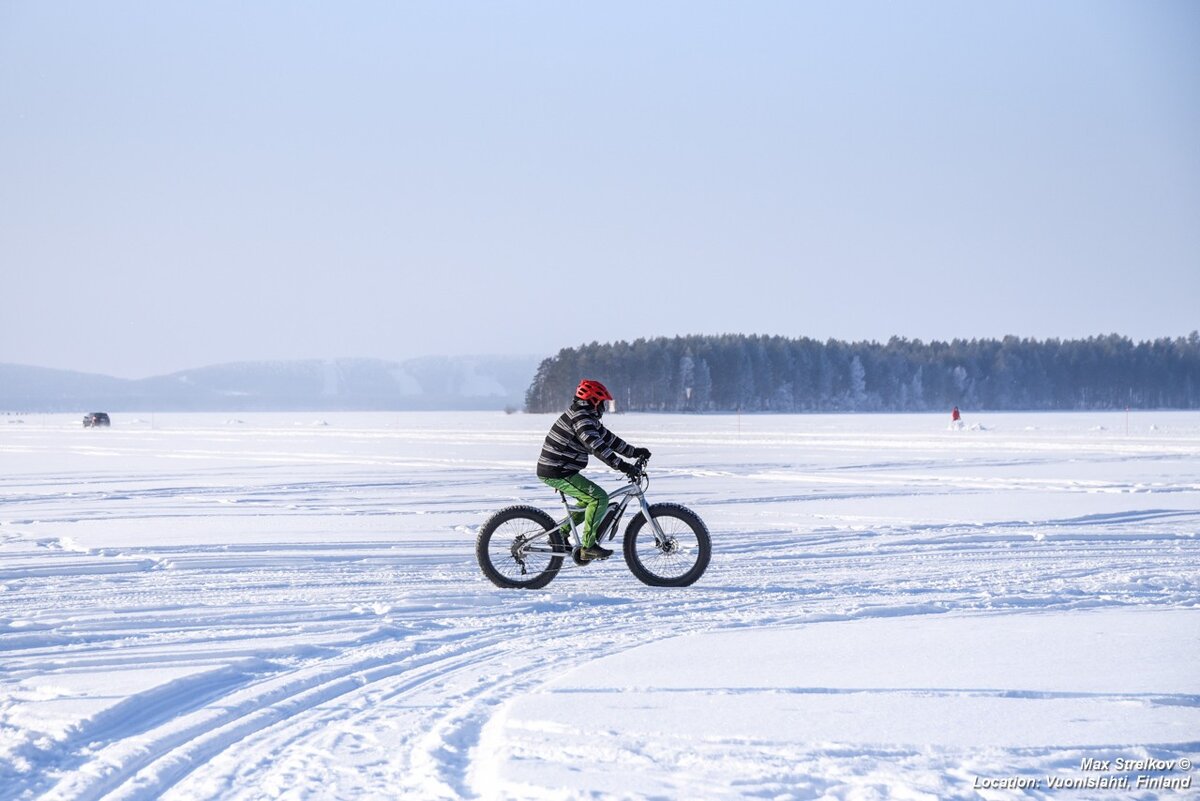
[635,490,669,546]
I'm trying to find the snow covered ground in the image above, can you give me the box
[1,411,1197,800]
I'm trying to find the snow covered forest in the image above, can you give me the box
[525,333,1200,413]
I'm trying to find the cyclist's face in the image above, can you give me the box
[593,399,605,417]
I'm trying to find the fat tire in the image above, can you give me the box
[623,503,711,587]
[476,505,564,589]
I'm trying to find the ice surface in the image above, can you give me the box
[1,411,1197,800]
[480,610,1198,799]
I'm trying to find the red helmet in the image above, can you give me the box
[575,379,613,405]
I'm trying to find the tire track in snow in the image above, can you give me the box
[38,629,510,801]
[163,587,928,799]
[147,583,767,800]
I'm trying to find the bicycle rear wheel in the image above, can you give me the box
[476,505,565,589]
[623,503,711,587]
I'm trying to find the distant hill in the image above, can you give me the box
[0,356,540,412]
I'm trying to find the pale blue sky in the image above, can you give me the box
[2,1,1197,378]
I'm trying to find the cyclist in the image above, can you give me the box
[537,379,651,560]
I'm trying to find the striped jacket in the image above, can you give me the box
[537,399,637,479]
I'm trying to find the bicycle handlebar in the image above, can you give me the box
[627,454,650,482]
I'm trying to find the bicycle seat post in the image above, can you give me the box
[558,491,580,547]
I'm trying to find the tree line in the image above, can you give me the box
[524,333,1200,413]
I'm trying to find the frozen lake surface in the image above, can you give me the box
[1,411,1198,800]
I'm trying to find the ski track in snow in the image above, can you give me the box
[1,411,1198,800]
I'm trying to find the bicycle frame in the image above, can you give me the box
[522,474,666,555]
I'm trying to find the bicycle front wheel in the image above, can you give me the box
[476,505,565,589]
[623,503,711,587]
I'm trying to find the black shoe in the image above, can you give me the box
[579,545,613,561]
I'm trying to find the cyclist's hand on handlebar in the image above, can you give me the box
[618,461,641,480]
[632,447,652,460]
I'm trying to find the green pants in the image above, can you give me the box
[541,473,609,548]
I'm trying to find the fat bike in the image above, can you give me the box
[476,457,710,589]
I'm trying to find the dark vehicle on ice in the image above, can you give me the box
[83,412,111,428]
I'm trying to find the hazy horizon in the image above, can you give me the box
[1,352,542,381]
[4,2,1197,379]
[7,329,1200,382]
